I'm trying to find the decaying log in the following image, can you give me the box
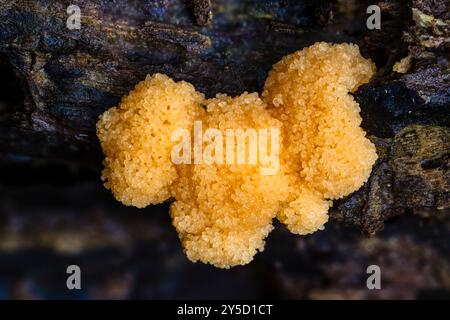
[0,0,448,299]
[0,0,448,234]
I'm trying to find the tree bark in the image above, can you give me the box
[0,0,449,299]
[0,0,448,259]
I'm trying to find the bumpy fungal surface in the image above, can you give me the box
[97,42,378,268]
[97,74,205,207]
[263,42,378,200]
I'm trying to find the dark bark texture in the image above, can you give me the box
[0,0,448,299]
